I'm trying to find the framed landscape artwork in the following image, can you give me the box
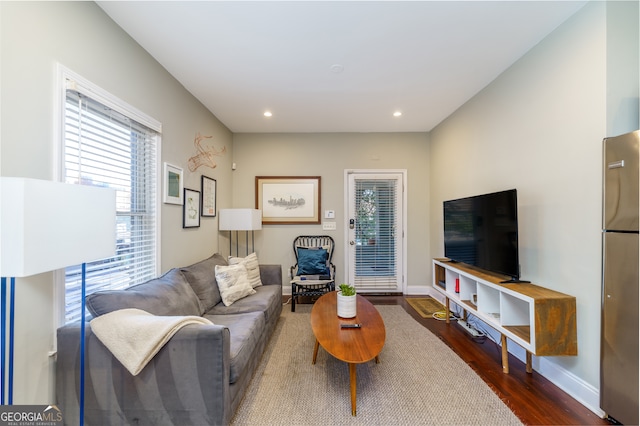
[255,176,321,224]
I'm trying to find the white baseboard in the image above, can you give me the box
[535,357,604,418]
[405,285,433,296]
[496,337,603,417]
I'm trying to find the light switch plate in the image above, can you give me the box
[324,210,335,219]
[322,221,336,230]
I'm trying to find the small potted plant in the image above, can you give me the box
[337,283,357,318]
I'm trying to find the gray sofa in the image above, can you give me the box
[56,253,283,426]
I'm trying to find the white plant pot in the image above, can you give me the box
[337,291,357,318]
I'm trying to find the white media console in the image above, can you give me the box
[432,258,577,373]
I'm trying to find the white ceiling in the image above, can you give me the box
[97,1,587,133]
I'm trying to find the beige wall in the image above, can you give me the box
[429,1,633,413]
[0,2,231,403]
[606,0,640,135]
[230,132,430,292]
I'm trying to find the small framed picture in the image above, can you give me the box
[201,175,217,217]
[183,188,201,228]
[163,162,184,205]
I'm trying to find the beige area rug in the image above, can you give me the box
[406,296,448,318]
[231,305,522,425]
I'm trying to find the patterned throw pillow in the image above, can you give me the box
[214,264,256,306]
[228,252,262,288]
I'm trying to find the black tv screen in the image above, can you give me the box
[443,189,520,280]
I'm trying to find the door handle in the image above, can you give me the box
[350,241,355,245]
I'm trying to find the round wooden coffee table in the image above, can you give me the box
[310,292,386,416]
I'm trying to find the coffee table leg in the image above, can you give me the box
[312,339,319,364]
[349,363,357,416]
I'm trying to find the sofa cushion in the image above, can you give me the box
[206,285,282,326]
[181,253,227,314]
[258,264,282,286]
[215,264,256,306]
[205,312,265,384]
[228,252,262,288]
[86,269,201,317]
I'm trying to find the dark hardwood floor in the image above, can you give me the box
[371,295,608,426]
[289,294,609,425]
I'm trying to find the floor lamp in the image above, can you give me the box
[0,178,115,420]
[219,209,262,257]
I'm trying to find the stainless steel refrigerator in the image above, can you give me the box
[601,129,639,425]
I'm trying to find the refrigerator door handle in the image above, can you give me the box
[608,160,625,169]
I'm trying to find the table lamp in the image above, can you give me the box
[0,177,115,420]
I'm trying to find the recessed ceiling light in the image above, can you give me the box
[264,111,272,117]
[330,64,344,73]
[393,111,402,117]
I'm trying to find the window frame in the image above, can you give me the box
[53,64,162,334]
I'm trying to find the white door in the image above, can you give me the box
[346,171,404,293]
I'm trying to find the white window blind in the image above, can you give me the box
[63,87,159,323]
[353,178,400,288]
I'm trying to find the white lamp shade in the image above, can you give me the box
[1,178,117,277]
[219,209,262,231]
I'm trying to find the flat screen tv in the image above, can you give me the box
[443,189,522,282]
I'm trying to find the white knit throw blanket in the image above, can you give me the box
[90,308,213,376]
